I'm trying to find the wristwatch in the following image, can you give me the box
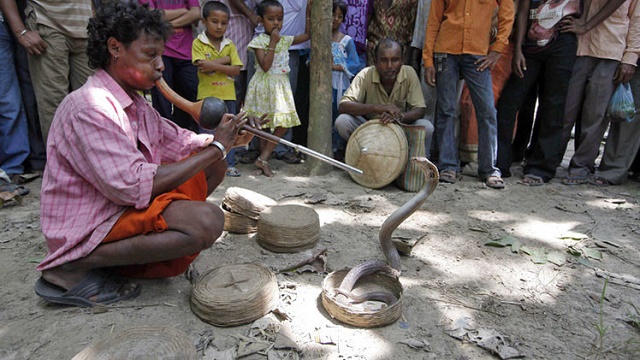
[209,140,227,160]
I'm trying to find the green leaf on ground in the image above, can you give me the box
[583,248,603,261]
[485,236,522,254]
[547,251,566,266]
[485,235,517,247]
[28,257,44,264]
[567,246,582,256]
[528,247,547,264]
[576,256,595,268]
[559,231,589,240]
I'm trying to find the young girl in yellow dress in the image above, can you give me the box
[244,0,311,177]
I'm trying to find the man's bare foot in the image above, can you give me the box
[255,157,274,177]
[42,267,91,291]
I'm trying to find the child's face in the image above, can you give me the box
[260,5,284,35]
[203,10,229,40]
[332,7,344,31]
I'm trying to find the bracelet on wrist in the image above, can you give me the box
[209,140,227,160]
[18,29,27,37]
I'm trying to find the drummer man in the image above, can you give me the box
[335,38,434,158]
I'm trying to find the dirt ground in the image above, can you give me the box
[1,152,639,360]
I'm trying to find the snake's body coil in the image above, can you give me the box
[336,157,439,305]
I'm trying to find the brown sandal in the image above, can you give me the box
[439,169,457,184]
[485,176,505,189]
[255,157,274,177]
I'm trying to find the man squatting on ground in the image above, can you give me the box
[33,2,265,307]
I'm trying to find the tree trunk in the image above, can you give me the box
[307,0,333,175]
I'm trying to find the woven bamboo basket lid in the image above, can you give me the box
[222,203,258,233]
[190,263,279,327]
[345,120,408,189]
[222,187,277,220]
[72,325,197,360]
[321,268,403,328]
[257,204,320,253]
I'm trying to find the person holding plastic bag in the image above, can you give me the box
[591,60,640,186]
[560,0,640,186]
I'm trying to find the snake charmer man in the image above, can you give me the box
[34,2,265,307]
[335,38,434,161]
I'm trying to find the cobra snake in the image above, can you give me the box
[335,157,439,304]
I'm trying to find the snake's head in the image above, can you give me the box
[411,157,439,191]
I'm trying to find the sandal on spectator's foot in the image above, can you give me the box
[562,174,587,185]
[226,167,241,177]
[519,173,544,186]
[277,152,302,164]
[0,180,29,196]
[439,169,457,184]
[587,175,612,187]
[238,150,259,164]
[485,176,505,189]
[255,158,274,177]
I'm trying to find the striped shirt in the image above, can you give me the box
[218,0,258,71]
[37,69,212,270]
[27,0,93,38]
[281,0,309,50]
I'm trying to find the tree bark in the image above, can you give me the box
[307,0,333,175]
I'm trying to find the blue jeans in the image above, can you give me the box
[0,22,29,176]
[435,53,500,179]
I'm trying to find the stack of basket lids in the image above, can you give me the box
[190,263,279,327]
[221,187,277,233]
[257,204,320,253]
[345,119,408,189]
[72,326,198,359]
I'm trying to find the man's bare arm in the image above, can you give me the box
[0,0,47,55]
[560,0,626,35]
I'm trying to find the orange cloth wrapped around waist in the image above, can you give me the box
[103,171,208,278]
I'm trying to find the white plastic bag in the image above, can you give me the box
[606,83,636,123]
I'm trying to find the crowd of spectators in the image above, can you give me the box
[2,0,640,196]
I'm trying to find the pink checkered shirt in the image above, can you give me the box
[37,69,211,271]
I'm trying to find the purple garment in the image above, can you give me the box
[340,0,372,55]
[140,0,200,60]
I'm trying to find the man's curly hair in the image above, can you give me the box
[87,2,172,69]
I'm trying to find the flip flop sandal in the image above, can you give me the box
[34,270,141,307]
[439,170,457,184]
[587,175,611,187]
[519,174,544,186]
[226,167,241,177]
[0,182,29,196]
[485,176,505,189]
[561,174,587,185]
